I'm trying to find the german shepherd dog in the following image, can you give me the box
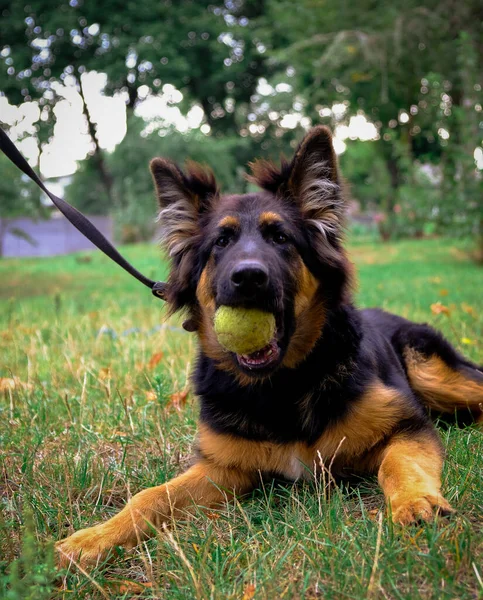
[57,126,482,567]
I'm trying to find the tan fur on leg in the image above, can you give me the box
[56,461,254,567]
[375,431,454,525]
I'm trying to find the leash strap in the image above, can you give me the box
[0,128,168,301]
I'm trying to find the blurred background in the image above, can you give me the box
[0,0,482,259]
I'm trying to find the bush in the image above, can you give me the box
[339,140,391,212]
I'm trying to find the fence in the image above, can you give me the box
[0,215,113,257]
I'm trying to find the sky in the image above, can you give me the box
[0,71,380,180]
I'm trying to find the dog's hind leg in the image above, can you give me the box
[56,461,254,568]
[394,323,483,423]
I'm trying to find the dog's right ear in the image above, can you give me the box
[150,158,218,258]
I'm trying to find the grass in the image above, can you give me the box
[0,237,482,599]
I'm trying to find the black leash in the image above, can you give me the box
[0,128,168,301]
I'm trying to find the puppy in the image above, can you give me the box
[56,126,483,567]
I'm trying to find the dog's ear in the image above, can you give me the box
[288,126,344,239]
[150,159,218,315]
[249,126,345,242]
[150,158,218,258]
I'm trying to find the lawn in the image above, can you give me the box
[0,237,482,599]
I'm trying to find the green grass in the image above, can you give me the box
[0,237,482,599]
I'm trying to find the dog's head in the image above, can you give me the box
[151,126,352,382]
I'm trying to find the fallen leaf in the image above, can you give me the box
[207,511,221,520]
[148,352,164,369]
[98,367,111,381]
[431,302,451,316]
[0,378,16,391]
[461,303,477,317]
[105,580,153,595]
[145,390,157,401]
[0,377,32,392]
[367,508,380,520]
[439,289,449,297]
[17,326,37,335]
[169,388,189,409]
[243,583,257,600]
[461,338,475,345]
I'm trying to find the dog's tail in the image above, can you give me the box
[393,323,483,425]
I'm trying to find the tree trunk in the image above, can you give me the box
[200,97,238,136]
[378,139,402,240]
[78,78,118,207]
[126,83,137,110]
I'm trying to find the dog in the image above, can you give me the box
[56,126,483,567]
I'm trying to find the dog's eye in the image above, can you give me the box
[273,232,288,245]
[216,235,230,248]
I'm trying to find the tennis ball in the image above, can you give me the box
[213,306,276,355]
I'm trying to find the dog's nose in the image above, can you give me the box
[231,261,269,295]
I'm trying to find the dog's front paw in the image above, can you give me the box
[56,525,123,568]
[391,493,454,525]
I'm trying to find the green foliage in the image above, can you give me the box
[66,116,299,242]
[0,512,56,600]
[1,0,482,250]
[253,0,483,245]
[0,0,266,133]
[66,117,244,241]
[339,140,391,210]
[438,34,483,252]
[63,157,111,217]
[110,124,242,242]
[392,173,441,239]
[0,153,42,219]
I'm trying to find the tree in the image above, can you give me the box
[66,115,299,242]
[0,1,268,144]
[252,0,483,242]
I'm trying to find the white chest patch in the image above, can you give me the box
[282,451,309,481]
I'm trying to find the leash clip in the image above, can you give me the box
[152,281,168,300]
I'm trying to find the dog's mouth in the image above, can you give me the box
[236,338,281,371]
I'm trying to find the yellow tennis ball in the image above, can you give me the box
[213,306,276,355]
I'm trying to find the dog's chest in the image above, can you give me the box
[280,448,310,481]
[198,421,367,482]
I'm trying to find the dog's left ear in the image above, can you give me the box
[150,159,218,315]
[288,126,344,238]
[250,126,345,241]
[150,158,218,258]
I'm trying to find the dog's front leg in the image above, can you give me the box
[56,461,254,567]
[376,430,454,524]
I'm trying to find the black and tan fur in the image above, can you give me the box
[57,126,482,567]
